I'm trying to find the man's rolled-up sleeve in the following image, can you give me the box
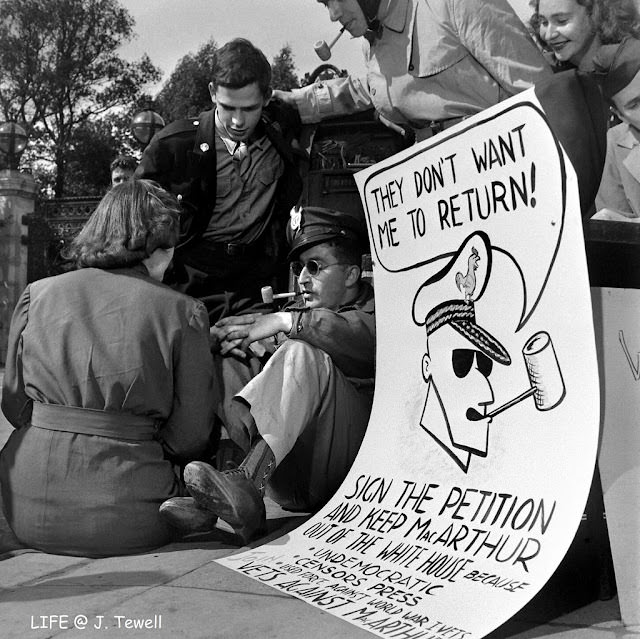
[292,75,373,123]
[287,307,375,378]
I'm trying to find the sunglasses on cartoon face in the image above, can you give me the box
[291,259,348,277]
[452,349,493,379]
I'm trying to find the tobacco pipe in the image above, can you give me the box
[314,26,346,61]
[261,286,297,304]
[467,331,565,421]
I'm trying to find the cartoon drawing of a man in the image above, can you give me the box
[412,232,511,472]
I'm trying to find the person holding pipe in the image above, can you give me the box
[274,0,552,143]
[135,38,304,323]
[160,206,375,544]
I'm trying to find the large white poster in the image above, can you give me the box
[217,89,600,639]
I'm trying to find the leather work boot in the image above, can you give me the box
[184,461,267,545]
[159,496,218,536]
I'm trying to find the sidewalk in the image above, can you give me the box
[0,387,637,639]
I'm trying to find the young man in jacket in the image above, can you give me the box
[136,38,304,322]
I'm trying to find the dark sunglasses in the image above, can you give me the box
[452,349,493,379]
[291,259,349,277]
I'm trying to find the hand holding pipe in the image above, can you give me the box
[314,26,346,61]
[468,331,565,421]
[261,286,297,304]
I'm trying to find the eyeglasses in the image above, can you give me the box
[290,259,349,277]
[452,349,493,379]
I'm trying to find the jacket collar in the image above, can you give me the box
[377,0,410,33]
[615,122,640,150]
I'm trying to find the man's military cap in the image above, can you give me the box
[593,37,640,101]
[286,206,368,260]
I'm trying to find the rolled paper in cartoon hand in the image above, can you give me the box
[261,286,297,304]
[314,26,346,61]
[469,331,565,420]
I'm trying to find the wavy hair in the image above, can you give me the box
[211,38,271,96]
[529,0,640,50]
[64,179,180,270]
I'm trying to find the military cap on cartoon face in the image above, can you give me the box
[412,231,511,366]
[286,206,368,260]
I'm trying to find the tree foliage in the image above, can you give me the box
[0,0,161,196]
[155,39,218,122]
[271,45,300,91]
[64,107,146,197]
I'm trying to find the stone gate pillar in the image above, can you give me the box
[0,169,36,364]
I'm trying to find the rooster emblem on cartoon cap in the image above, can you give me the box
[456,246,480,302]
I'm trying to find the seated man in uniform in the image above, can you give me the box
[135,38,303,322]
[160,206,376,544]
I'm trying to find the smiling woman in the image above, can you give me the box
[529,0,640,70]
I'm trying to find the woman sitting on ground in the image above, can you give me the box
[0,179,215,557]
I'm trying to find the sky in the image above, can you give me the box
[118,0,532,97]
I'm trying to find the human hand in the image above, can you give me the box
[210,314,260,357]
[219,312,293,355]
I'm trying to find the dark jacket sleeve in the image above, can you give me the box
[287,305,376,379]
[135,129,190,193]
[1,286,33,429]
[534,70,608,217]
[134,119,200,199]
[134,133,169,185]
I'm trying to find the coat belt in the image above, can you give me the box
[31,402,160,441]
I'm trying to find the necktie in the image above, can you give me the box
[364,19,383,44]
[233,141,251,177]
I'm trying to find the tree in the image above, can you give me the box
[271,45,300,91]
[156,41,303,124]
[64,112,140,197]
[64,121,118,196]
[155,39,218,122]
[0,0,161,196]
